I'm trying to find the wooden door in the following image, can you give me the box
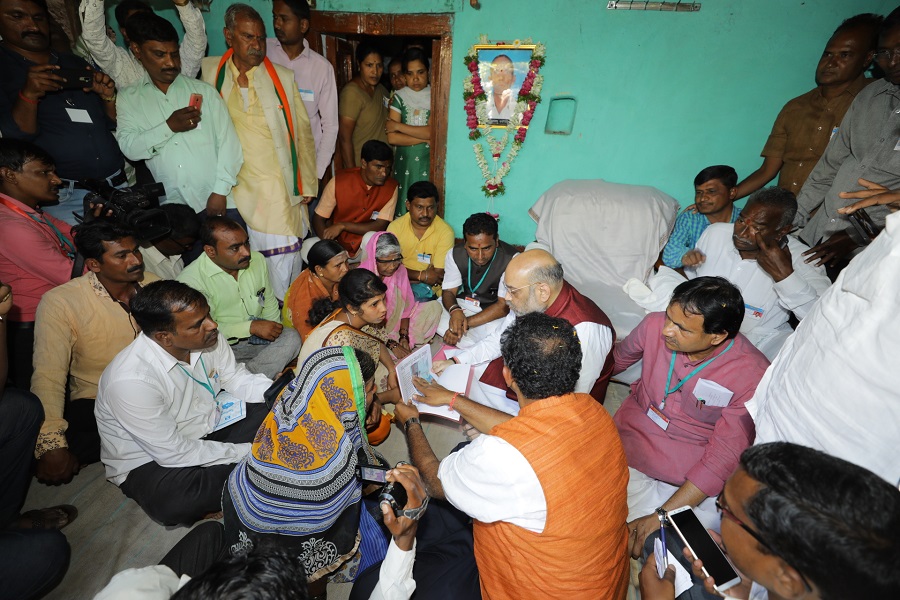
[317,34,355,173]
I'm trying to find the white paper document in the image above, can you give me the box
[395,347,470,422]
[654,537,693,596]
[693,378,734,408]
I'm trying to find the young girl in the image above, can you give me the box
[386,48,431,216]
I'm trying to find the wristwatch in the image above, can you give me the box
[404,417,421,430]
[656,506,668,525]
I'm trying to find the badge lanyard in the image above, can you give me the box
[466,249,497,297]
[0,196,75,258]
[177,355,216,402]
[660,339,735,410]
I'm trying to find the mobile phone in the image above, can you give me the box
[56,67,93,90]
[358,464,389,484]
[189,93,203,110]
[666,506,742,593]
[848,208,880,244]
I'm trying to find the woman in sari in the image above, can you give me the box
[339,42,388,168]
[359,231,440,358]
[282,240,350,340]
[223,346,387,600]
[299,269,401,407]
[386,48,431,217]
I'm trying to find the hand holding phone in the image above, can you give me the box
[189,93,203,111]
[667,506,742,593]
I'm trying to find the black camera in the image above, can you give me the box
[359,463,408,517]
[81,180,170,242]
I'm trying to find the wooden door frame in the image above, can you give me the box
[307,12,453,213]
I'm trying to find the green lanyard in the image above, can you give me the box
[661,339,735,410]
[466,249,497,297]
[177,355,215,401]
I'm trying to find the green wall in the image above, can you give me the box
[153,0,894,244]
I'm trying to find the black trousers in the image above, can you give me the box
[0,388,70,600]
[119,402,269,527]
[349,500,482,600]
[63,398,101,466]
[5,321,34,391]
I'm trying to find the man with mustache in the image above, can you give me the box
[267,0,338,185]
[0,0,126,226]
[115,13,243,217]
[31,219,159,485]
[78,0,207,89]
[177,217,301,379]
[682,187,831,359]
[201,3,318,302]
[662,166,741,269]
[95,280,273,526]
[0,139,72,389]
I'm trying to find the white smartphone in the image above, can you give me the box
[666,506,742,593]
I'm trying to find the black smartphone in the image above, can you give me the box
[848,208,880,244]
[667,506,742,593]
[56,67,93,90]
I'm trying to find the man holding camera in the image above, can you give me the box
[392,313,630,600]
[0,139,74,389]
[116,13,243,217]
[31,219,158,485]
[0,0,126,226]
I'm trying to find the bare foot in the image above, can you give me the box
[13,505,78,529]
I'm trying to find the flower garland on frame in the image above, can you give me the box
[463,40,546,198]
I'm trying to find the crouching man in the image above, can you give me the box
[95,280,272,526]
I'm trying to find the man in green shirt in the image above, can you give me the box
[178,217,300,378]
[115,13,243,217]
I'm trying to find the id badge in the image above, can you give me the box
[647,405,670,430]
[212,390,246,432]
[417,252,432,265]
[298,87,315,102]
[371,211,380,221]
[744,303,764,321]
[462,296,481,311]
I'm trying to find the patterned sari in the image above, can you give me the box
[223,346,388,582]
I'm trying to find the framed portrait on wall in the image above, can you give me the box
[474,45,536,127]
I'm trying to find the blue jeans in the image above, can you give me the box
[45,169,127,225]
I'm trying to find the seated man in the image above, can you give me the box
[434,249,614,416]
[683,187,831,359]
[96,280,272,526]
[439,212,515,348]
[32,220,158,485]
[394,313,630,600]
[177,217,301,378]
[613,276,769,559]
[311,140,397,258]
[0,139,73,389]
[661,165,740,269]
[387,181,455,301]
[141,204,201,280]
[639,442,900,600]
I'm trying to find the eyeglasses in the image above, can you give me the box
[506,281,542,296]
[873,47,900,63]
[716,491,812,592]
[375,256,403,265]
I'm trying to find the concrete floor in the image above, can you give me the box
[23,382,631,599]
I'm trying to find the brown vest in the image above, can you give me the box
[474,393,630,600]
[332,168,399,255]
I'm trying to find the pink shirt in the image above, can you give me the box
[0,193,74,321]
[266,38,339,179]
[612,311,769,497]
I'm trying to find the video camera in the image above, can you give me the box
[80,180,171,243]
[358,463,408,517]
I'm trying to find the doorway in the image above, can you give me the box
[307,12,453,213]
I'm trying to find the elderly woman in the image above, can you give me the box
[359,232,441,358]
[282,240,350,340]
[223,346,387,599]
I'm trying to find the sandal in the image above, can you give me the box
[13,504,78,530]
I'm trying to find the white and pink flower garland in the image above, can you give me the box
[463,40,546,198]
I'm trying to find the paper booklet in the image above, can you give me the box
[394,346,473,423]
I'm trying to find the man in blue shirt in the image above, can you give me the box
[662,165,741,269]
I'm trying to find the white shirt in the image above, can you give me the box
[746,211,900,486]
[686,223,831,335]
[141,245,184,280]
[441,246,511,317]
[79,0,207,89]
[439,434,546,533]
[486,88,514,121]
[92,539,416,600]
[454,310,613,396]
[96,333,272,485]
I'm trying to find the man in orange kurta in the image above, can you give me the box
[393,312,630,600]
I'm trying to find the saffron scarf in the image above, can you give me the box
[214,49,304,196]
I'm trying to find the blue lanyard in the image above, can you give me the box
[466,249,497,296]
[660,339,735,410]
[177,355,215,401]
